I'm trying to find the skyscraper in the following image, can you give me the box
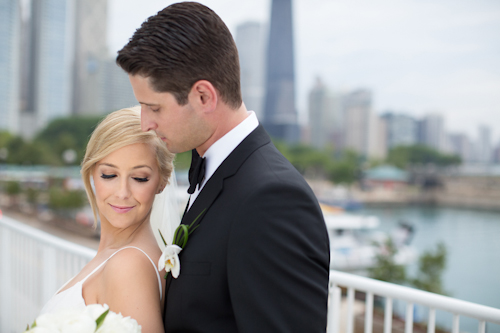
[262,0,300,143]
[0,0,21,134]
[477,125,492,163]
[381,112,418,149]
[342,89,372,155]
[30,0,75,129]
[97,58,138,113]
[72,0,108,115]
[308,78,342,149]
[419,113,446,151]
[236,21,266,120]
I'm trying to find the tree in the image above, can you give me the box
[48,187,86,210]
[410,242,448,295]
[0,131,13,148]
[36,115,104,165]
[173,150,192,170]
[368,238,407,284]
[369,239,449,296]
[387,145,461,169]
[5,181,21,196]
[6,138,56,165]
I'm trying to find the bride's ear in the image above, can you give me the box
[157,185,165,194]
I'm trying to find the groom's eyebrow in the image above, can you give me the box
[139,102,160,107]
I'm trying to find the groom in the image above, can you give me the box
[117,2,330,332]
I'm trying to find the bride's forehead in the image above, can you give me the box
[98,143,157,167]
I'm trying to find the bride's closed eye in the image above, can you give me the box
[100,173,150,183]
[133,177,149,182]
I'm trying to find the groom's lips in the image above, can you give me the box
[110,204,135,214]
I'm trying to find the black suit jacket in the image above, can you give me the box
[164,125,330,332]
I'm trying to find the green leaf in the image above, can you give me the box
[188,209,206,228]
[158,229,167,246]
[188,224,199,236]
[95,309,109,330]
[178,225,189,248]
[173,227,180,245]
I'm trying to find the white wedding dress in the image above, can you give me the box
[39,246,162,315]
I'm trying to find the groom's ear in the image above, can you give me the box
[190,80,217,113]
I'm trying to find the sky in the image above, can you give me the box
[108,0,500,141]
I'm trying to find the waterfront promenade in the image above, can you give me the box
[350,175,500,211]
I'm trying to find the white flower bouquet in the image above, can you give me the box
[24,304,141,333]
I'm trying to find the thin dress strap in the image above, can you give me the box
[80,246,163,300]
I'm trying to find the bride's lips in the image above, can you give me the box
[110,204,135,214]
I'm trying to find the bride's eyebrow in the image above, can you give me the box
[133,165,153,171]
[97,163,152,171]
[99,163,117,168]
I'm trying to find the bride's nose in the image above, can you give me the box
[115,179,132,199]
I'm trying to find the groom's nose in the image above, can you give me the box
[140,108,157,132]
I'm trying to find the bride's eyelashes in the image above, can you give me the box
[100,173,150,183]
[133,177,149,182]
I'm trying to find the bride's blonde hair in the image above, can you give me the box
[81,106,174,228]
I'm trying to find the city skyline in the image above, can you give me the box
[108,0,500,141]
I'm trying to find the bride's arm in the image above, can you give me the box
[98,249,164,333]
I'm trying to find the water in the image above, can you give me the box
[357,206,500,332]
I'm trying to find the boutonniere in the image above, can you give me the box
[158,210,205,279]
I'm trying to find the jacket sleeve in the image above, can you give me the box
[227,180,330,332]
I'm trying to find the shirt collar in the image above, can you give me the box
[201,111,259,188]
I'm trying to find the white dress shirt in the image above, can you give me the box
[188,111,259,210]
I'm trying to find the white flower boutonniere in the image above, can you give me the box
[158,209,205,279]
[158,244,182,278]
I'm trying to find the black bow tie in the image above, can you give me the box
[187,149,206,194]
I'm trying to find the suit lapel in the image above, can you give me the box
[180,124,271,230]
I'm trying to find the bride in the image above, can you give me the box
[39,107,178,332]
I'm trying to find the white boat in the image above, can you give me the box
[322,206,416,271]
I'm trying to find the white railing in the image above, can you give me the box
[0,215,96,333]
[2,214,500,333]
[327,270,500,333]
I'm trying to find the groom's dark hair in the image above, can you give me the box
[116,2,242,109]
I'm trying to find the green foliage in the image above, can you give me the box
[387,145,461,169]
[410,242,448,295]
[173,151,192,170]
[35,115,104,165]
[0,131,13,148]
[0,116,103,166]
[272,140,361,184]
[369,239,449,295]
[5,138,56,165]
[48,187,86,210]
[368,238,407,284]
[6,181,22,196]
[25,187,39,205]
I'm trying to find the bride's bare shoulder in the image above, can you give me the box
[97,248,164,332]
[101,247,160,284]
